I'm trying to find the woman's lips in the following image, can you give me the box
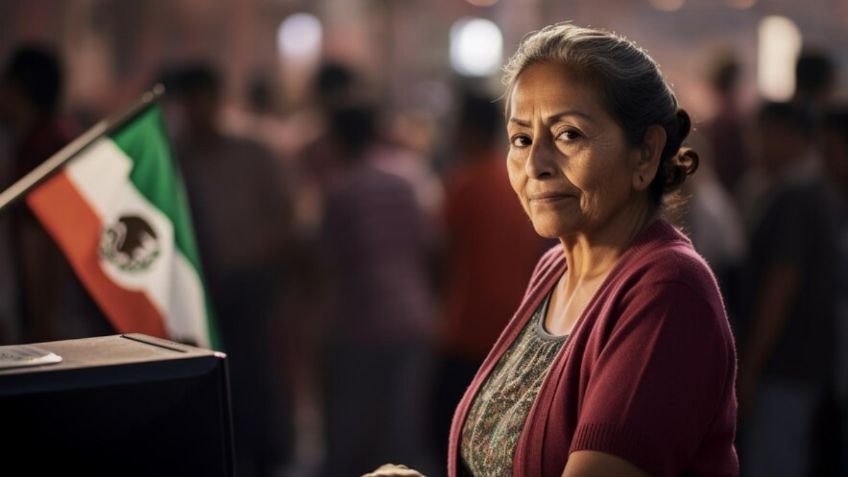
[528,192,574,203]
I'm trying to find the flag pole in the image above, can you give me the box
[0,84,165,215]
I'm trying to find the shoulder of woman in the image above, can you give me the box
[604,243,729,332]
[622,234,719,292]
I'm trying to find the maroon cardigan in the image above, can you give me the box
[448,220,738,477]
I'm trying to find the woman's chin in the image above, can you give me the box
[531,221,575,241]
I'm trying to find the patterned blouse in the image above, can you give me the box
[460,293,567,476]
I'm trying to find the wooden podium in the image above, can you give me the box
[0,334,235,476]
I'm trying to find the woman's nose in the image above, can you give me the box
[526,139,557,179]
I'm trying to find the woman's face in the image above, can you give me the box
[506,62,643,240]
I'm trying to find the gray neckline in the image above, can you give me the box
[533,292,569,342]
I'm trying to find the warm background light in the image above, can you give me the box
[277,12,323,61]
[449,17,503,77]
[757,15,802,101]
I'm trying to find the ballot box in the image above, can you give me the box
[0,333,234,476]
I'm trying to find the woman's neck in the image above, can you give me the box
[559,198,657,293]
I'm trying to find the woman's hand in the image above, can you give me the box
[562,451,650,477]
[361,463,426,477]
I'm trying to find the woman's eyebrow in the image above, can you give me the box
[508,110,595,128]
[545,110,595,124]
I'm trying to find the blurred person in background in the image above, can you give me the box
[385,106,443,196]
[687,49,749,331]
[0,45,111,344]
[702,50,749,196]
[432,88,548,469]
[284,62,363,476]
[223,71,318,162]
[821,108,848,477]
[370,109,444,223]
[298,62,359,222]
[681,129,745,334]
[738,101,840,477]
[735,49,836,233]
[793,50,837,120]
[319,102,437,477]
[171,63,292,477]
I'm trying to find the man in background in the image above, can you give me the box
[0,45,111,344]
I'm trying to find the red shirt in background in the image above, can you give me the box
[441,153,549,360]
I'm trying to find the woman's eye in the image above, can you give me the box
[557,129,582,142]
[511,135,531,147]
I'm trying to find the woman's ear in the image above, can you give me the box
[632,125,666,191]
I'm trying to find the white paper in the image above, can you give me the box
[0,345,62,370]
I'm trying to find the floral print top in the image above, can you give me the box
[460,293,567,476]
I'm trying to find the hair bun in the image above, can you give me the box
[663,147,699,192]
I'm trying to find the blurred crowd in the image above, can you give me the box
[686,49,848,477]
[0,39,847,477]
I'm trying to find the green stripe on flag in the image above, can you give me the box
[110,107,200,268]
[110,104,220,349]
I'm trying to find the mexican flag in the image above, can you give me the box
[25,102,218,349]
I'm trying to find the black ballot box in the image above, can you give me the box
[0,334,235,476]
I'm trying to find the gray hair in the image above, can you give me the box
[503,22,698,204]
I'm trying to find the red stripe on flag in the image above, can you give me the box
[27,173,168,338]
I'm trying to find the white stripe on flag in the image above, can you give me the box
[65,138,209,346]
[170,253,210,348]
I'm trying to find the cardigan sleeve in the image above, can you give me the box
[569,279,736,477]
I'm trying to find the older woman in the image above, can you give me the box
[450,22,738,477]
[368,22,738,477]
